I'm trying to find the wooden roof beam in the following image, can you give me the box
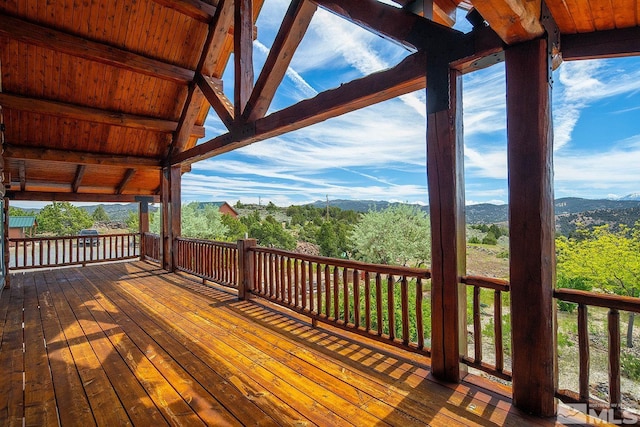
[171,51,427,165]
[562,27,640,60]
[116,169,136,195]
[151,0,217,23]
[234,0,255,117]
[310,0,465,51]
[196,74,235,130]
[0,15,194,85]
[242,0,317,122]
[471,0,545,44]
[7,191,160,203]
[4,145,162,169]
[0,93,204,135]
[168,0,234,158]
[394,0,457,27]
[72,165,86,193]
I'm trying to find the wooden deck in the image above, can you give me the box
[0,261,601,426]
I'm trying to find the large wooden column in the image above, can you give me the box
[427,64,467,382]
[506,38,557,416]
[161,166,181,271]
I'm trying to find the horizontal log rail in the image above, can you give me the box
[142,233,161,264]
[249,246,432,355]
[461,275,512,381]
[175,237,238,288]
[9,233,139,270]
[554,288,640,414]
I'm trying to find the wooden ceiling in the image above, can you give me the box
[0,0,638,202]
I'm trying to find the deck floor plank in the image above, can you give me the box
[60,266,244,427]
[83,264,314,426]
[23,273,58,426]
[108,267,400,426]
[41,269,135,426]
[33,269,97,427]
[0,276,26,426]
[90,264,351,427]
[50,268,174,426]
[0,262,611,426]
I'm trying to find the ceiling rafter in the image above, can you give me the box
[0,15,194,85]
[6,191,160,203]
[167,0,235,159]
[171,51,427,165]
[562,26,640,60]
[310,0,465,51]
[72,165,86,193]
[242,0,317,122]
[471,0,545,44]
[395,0,457,27]
[0,92,205,135]
[117,169,137,194]
[4,145,162,169]
[151,0,218,23]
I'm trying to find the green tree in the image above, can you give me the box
[557,223,640,347]
[249,215,295,250]
[92,205,110,221]
[8,207,28,216]
[221,214,248,241]
[37,202,93,236]
[125,210,138,233]
[316,219,351,258]
[181,202,228,240]
[350,205,430,267]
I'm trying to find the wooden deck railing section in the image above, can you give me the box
[141,232,161,263]
[9,233,140,269]
[554,288,640,413]
[249,246,432,355]
[461,275,512,381]
[175,237,238,289]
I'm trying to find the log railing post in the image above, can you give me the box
[506,37,557,417]
[427,62,467,382]
[138,199,149,261]
[238,238,257,300]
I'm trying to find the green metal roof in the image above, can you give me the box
[9,216,37,228]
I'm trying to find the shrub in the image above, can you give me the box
[556,276,592,313]
[621,353,640,381]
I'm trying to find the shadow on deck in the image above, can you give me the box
[0,261,599,426]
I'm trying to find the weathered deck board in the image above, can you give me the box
[0,262,607,426]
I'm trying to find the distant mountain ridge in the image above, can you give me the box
[310,197,640,226]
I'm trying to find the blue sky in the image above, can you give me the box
[177,0,640,208]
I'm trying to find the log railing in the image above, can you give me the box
[9,233,139,270]
[554,288,640,414]
[461,275,512,381]
[142,233,161,263]
[175,237,238,288]
[249,246,432,355]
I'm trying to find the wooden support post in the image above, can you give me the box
[237,238,257,300]
[139,200,149,261]
[3,197,9,289]
[234,0,253,117]
[427,64,467,382]
[506,37,557,417]
[161,166,181,271]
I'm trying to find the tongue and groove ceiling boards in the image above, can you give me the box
[0,0,638,201]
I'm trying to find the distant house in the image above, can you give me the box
[213,202,238,218]
[194,201,238,218]
[9,216,38,240]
